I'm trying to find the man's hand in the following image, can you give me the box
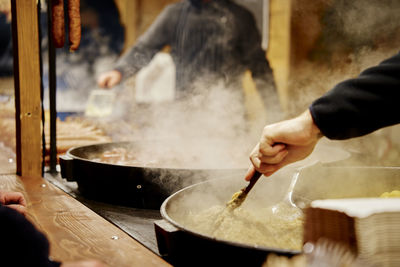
[0,190,27,216]
[97,70,122,88]
[245,110,322,180]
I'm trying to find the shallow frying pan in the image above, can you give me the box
[156,165,400,266]
[59,140,248,209]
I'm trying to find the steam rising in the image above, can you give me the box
[35,1,400,253]
[286,0,400,168]
[112,77,275,192]
[48,1,400,195]
[320,0,400,50]
[130,80,252,142]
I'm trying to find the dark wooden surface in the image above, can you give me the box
[44,172,164,254]
[0,173,171,267]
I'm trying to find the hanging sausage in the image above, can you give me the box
[51,0,65,48]
[67,0,81,52]
[50,0,81,51]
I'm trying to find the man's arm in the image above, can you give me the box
[114,4,179,80]
[235,7,281,117]
[310,52,400,139]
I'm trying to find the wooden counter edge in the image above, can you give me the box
[0,174,171,267]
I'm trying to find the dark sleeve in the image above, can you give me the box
[0,206,61,267]
[114,4,179,80]
[309,52,400,140]
[236,8,274,80]
[235,8,281,115]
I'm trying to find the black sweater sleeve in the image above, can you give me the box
[309,52,400,140]
[114,4,179,80]
[0,206,61,267]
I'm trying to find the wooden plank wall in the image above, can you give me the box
[11,0,42,177]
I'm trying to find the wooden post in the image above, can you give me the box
[267,0,292,113]
[113,0,141,52]
[11,0,43,177]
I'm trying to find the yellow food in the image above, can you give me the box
[380,190,400,198]
[182,204,304,251]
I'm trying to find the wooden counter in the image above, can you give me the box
[0,173,171,267]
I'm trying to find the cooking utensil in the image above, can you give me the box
[212,170,262,235]
[270,170,303,219]
[85,89,116,117]
[227,170,262,209]
[227,143,287,209]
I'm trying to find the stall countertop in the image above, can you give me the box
[0,173,171,267]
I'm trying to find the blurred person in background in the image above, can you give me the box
[97,0,280,115]
[245,51,400,179]
[0,0,13,77]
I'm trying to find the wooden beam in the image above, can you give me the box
[113,0,141,52]
[11,0,42,177]
[267,0,292,113]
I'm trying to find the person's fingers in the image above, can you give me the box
[103,79,112,88]
[259,142,286,157]
[249,154,278,174]
[245,164,280,179]
[7,204,27,216]
[107,75,120,88]
[106,71,122,88]
[98,71,122,88]
[263,170,276,177]
[244,166,256,181]
[249,144,261,168]
[97,76,108,88]
[1,191,26,206]
[258,149,288,164]
[249,142,288,166]
[258,162,280,174]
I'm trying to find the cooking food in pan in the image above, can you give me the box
[380,190,400,197]
[183,203,304,251]
[158,165,400,266]
[91,147,178,167]
[89,144,249,169]
[161,170,305,253]
[60,141,248,208]
[196,171,304,251]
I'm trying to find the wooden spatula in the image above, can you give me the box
[226,170,262,210]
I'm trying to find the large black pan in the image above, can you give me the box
[156,167,301,267]
[59,141,248,209]
[155,165,400,266]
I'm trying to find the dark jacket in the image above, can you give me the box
[114,0,275,99]
[0,205,61,267]
[310,52,400,139]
